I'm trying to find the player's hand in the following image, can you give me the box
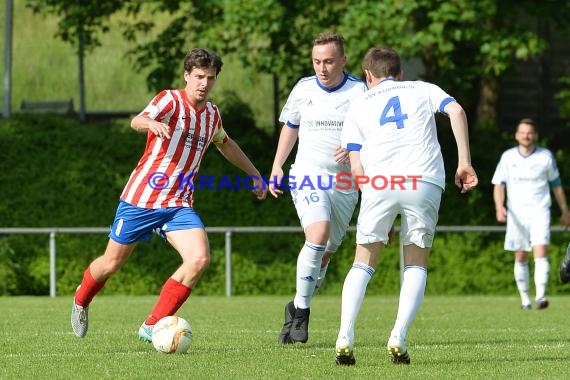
[334,146,350,164]
[496,206,507,223]
[251,175,267,200]
[148,121,171,140]
[455,164,478,193]
[268,167,284,198]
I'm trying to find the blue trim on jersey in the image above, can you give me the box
[316,72,349,92]
[286,121,300,129]
[346,73,365,82]
[549,177,562,188]
[346,143,362,151]
[517,146,537,158]
[379,77,395,84]
[439,97,456,113]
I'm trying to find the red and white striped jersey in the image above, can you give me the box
[120,89,229,208]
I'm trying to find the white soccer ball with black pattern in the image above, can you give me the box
[151,315,193,354]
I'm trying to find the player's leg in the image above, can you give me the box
[532,245,549,309]
[506,211,532,309]
[296,220,329,307]
[388,244,428,365]
[559,242,570,283]
[139,208,208,341]
[514,251,532,309]
[316,188,358,296]
[280,183,330,344]
[72,201,155,338]
[336,188,395,365]
[77,239,137,304]
[530,212,551,309]
[314,251,332,295]
[72,239,136,338]
[335,242,381,365]
[387,181,441,365]
[287,219,328,343]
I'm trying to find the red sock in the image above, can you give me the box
[74,266,107,307]
[145,278,192,325]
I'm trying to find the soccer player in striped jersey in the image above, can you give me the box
[336,47,477,365]
[70,48,266,340]
[269,32,367,345]
[492,119,570,310]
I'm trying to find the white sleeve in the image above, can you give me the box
[278,84,301,127]
[139,90,175,122]
[547,152,560,181]
[425,82,454,113]
[341,103,364,151]
[491,155,507,184]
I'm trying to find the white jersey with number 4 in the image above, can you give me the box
[279,73,367,176]
[491,147,559,212]
[340,79,455,190]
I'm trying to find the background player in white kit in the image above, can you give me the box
[269,31,367,344]
[335,47,478,365]
[492,118,570,310]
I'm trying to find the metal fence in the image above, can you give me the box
[0,226,567,297]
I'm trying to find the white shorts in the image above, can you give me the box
[289,170,358,253]
[504,208,550,251]
[356,180,442,248]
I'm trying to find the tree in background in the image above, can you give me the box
[120,0,570,133]
[26,0,570,133]
[26,0,132,120]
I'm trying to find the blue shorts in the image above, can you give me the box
[109,201,205,244]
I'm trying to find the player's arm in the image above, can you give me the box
[348,151,364,177]
[334,146,350,164]
[131,115,171,139]
[493,184,507,223]
[552,185,570,228]
[216,138,266,200]
[269,125,299,198]
[443,101,478,193]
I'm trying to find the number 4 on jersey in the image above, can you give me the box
[380,96,408,129]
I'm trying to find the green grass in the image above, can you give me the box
[2,295,570,379]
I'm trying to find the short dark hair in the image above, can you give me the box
[517,118,537,132]
[313,31,345,56]
[518,118,536,127]
[184,48,223,76]
[362,47,401,78]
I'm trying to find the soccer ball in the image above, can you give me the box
[151,316,193,354]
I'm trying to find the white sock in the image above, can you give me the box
[312,264,329,296]
[514,260,531,306]
[337,263,375,342]
[293,241,325,309]
[390,265,427,339]
[534,257,550,300]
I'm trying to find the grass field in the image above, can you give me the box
[2,295,570,379]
